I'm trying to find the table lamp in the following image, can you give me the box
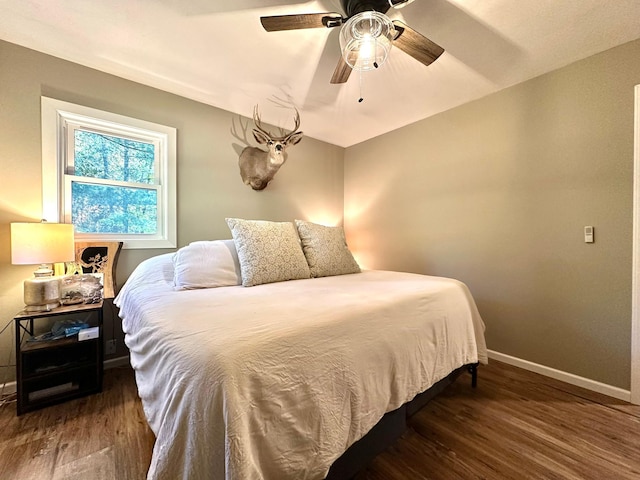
[11,221,75,312]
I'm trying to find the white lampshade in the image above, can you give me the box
[11,222,75,311]
[11,222,75,266]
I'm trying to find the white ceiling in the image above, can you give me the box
[1,1,640,147]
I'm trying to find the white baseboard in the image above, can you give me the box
[4,353,630,402]
[488,350,631,402]
[0,380,16,395]
[104,356,130,369]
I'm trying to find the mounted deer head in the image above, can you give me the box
[238,106,303,191]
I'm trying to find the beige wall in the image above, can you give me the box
[345,39,640,390]
[0,40,344,384]
[2,35,638,391]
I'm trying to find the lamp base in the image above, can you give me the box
[23,276,61,312]
[24,301,61,313]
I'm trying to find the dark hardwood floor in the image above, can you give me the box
[1,360,639,480]
[362,362,640,480]
[0,366,153,480]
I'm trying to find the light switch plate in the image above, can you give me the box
[584,226,594,243]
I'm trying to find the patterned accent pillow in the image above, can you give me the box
[226,218,311,287]
[294,220,361,278]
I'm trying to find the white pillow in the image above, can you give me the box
[294,220,361,278]
[226,218,311,287]
[173,240,241,290]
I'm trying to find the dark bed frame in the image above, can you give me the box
[325,363,479,480]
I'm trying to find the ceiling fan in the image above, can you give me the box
[260,0,444,84]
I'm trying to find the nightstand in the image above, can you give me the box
[14,301,104,415]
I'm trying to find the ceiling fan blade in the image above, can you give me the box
[392,20,444,67]
[330,55,353,84]
[261,13,343,32]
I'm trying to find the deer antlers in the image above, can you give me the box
[252,105,301,143]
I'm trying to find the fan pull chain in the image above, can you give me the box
[373,35,379,69]
[358,68,364,103]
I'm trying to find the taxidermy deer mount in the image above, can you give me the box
[238,106,303,191]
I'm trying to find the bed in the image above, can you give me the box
[115,219,487,480]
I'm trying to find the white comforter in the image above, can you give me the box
[115,253,487,480]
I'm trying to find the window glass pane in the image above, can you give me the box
[71,182,157,234]
[74,130,155,184]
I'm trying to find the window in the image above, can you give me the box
[42,97,176,249]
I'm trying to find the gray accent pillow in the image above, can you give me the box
[226,218,311,287]
[294,220,361,278]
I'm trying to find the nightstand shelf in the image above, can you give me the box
[14,302,104,415]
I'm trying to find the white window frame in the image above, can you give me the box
[41,97,177,249]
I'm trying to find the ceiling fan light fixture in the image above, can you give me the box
[339,11,395,72]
